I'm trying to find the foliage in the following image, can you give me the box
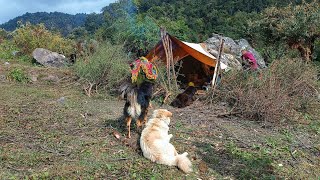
[7,68,29,83]
[97,1,161,54]
[75,42,130,96]
[0,12,87,36]
[68,27,89,40]
[84,13,104,34]
[0,40,19,59]
[250,1,320,61]
[0,28,8,43]
[92,0,309,57]
[216,58,320,123]
[12,22,75,56]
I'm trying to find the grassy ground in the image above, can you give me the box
[0,61,319,179]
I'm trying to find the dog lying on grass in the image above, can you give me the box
[140,109,193,173]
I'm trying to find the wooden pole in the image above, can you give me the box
[161,28,171,90]
[161,28,178,91]
[211,37,225,90]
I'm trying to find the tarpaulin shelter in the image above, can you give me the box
[146,34,227,87]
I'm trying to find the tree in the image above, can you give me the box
[84,13,104,34]
[251,1,320,61]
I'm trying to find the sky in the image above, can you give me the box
[0,0,116,24]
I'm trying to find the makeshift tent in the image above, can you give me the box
[146,34,227,87]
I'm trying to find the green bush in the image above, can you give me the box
[75,42,130,96]
[12,22,74,56]
[0,28,8,42]
[7,68,29,83]
[0,40,19,60]
[215,58,320,123]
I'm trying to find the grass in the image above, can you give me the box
[0,61,319,179]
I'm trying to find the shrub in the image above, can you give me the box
[0,28,8,43]
[0,40,19,59]
[215,58,320,123]
[7,68,29,83]
[75,42,130,96]
[12,22,74,56]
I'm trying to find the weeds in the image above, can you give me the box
[0,40,19,60]
[225,142,274,179]
[75,42,129,96]
[214,58,320,123]
[7,68,29,83]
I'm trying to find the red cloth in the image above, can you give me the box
[241,51,258,70]
[130,57,157,84]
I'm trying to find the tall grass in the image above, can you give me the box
[75,42,130,96]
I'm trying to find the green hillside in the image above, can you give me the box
[0,12,88,36]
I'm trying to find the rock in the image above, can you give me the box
[57,97,65,104]
[42,75,59,82]
[32,48,68,67]
[0,75,6,82]
[30,75,38,82]
[4,62,10,66]
[205,34,266,69]
[12,51,22,57]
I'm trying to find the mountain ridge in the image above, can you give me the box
[0,12,88,36]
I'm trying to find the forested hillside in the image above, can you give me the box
[93,0,316,56]
[0,12,88,36]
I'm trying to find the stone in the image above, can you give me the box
[57,97,66,104]
[205,34,266,69]
[12,51,22,57]
[32,48,68,68]
[0,75,6,82]
[42,75,59,82]
[30,75,38,82]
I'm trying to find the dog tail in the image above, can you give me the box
[176,152,192,173]
[119,82,141,117]
[119,81,135,100]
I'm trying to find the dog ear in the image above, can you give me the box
[164,110,173,117]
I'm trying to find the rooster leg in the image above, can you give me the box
[142,108,149,125]
[125,116,132,138]
[136,118,143,134]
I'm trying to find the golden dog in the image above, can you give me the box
[140,109,192,173]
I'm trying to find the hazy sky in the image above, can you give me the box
[0,0,116,24]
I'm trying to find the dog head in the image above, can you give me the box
[152,109,173,118]
[151,109,173,125]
